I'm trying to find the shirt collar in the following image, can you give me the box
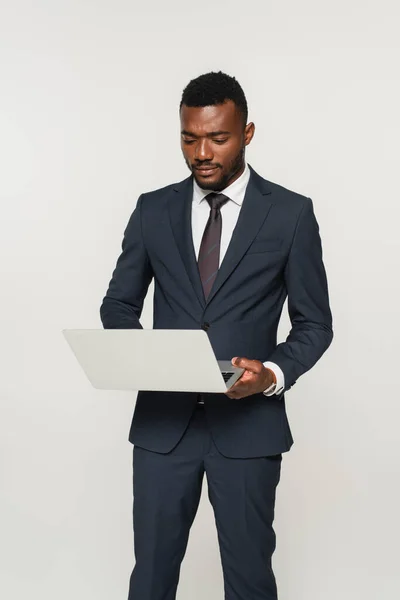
[192,162,250,206]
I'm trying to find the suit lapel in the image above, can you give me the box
[168,175,206,309]
[167,165,273,309]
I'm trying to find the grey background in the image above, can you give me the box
[1,1,399,599]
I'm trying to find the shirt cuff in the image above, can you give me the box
[262,361,285,396]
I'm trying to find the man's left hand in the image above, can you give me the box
[225,357,276,399]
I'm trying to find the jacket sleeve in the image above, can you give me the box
[267,197,333,392]
[100,194,154,329]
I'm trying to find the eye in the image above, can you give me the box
[183,139,196,145]
[213,139,228,144]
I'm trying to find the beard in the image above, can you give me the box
[185,146,246,192]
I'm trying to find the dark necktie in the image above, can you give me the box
[197,192,230,300]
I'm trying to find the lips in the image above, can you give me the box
[195,166,218,175]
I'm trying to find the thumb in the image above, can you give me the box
[232,356,258,372]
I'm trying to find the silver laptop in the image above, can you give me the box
[62,329,245,394]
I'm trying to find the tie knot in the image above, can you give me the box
[205,192,230,212]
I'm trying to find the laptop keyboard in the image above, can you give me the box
[221,371,233,383]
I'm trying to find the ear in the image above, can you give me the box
[244,122,255,146]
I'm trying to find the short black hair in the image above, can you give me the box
[180,71,248,125]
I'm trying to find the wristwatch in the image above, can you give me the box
[263,381,277,395]
[263,367,277,396]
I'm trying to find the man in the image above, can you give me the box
[100,71,333,600]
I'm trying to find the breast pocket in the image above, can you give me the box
[246,237,283,255]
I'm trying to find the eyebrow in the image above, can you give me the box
[181,130,231,137]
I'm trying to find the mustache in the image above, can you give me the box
[192,163,222,169]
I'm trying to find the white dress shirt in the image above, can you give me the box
[191,163,285,396]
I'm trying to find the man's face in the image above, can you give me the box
[180,100,255,191]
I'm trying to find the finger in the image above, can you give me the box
[227,381,247,396]
[226,391,241,399]
[225,385,240,397]
[227,377,246,391]
[231,356,260,373]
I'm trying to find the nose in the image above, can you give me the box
[195,138,213,162]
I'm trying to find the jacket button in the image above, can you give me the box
[202,322,210,331]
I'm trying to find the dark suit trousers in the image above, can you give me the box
[127,403,282,600]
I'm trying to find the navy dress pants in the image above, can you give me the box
[128,404,282,600]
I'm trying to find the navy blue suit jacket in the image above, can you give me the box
[100,165,333,458]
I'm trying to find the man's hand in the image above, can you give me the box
[225,357,276,399]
